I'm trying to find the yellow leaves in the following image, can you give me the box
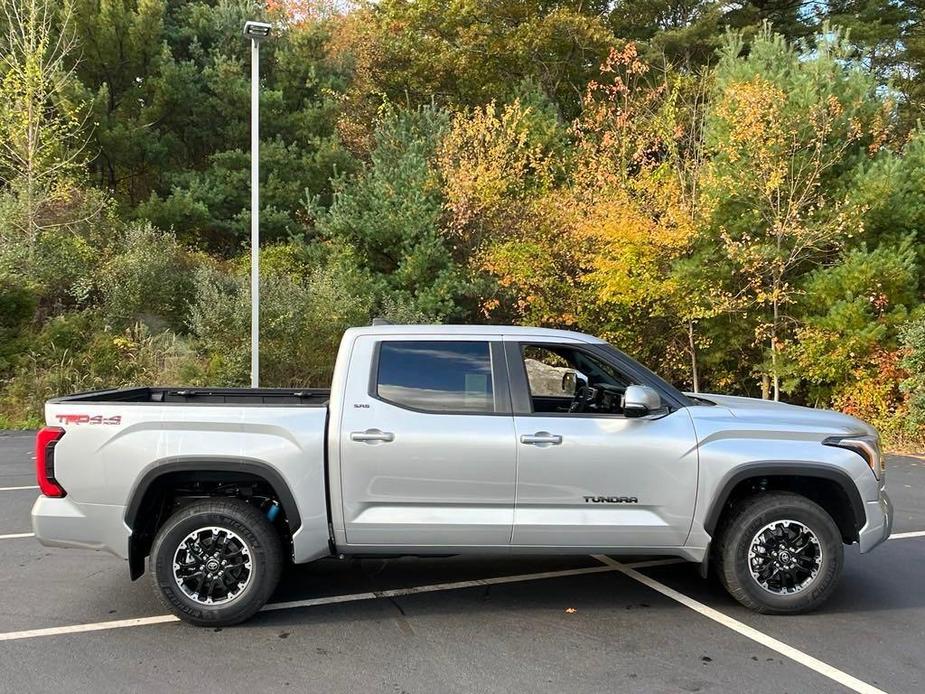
[712,78,788,193]
[553,47,711,319]
[575,180,696,308]
[437,99,551,247]
[476,234,581,327]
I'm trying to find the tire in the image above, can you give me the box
[150,498,282,626]
[715,492,843,614]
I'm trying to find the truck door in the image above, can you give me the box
[506,338,698,548]
[338,335,516,547]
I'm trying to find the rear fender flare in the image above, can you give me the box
[124,457,301,579]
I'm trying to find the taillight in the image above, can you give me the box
[35,426,66,497]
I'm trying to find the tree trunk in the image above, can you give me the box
[761,374,770,400]
[771,296,780,401]
[26,92,36,253]
[687,319,699,393]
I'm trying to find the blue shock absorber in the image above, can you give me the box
[266,501,280,522]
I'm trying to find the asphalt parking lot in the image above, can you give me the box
[1,431,922,693]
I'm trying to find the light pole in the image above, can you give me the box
[243,20,271,388]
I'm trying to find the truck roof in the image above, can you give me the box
[345,324,607,343]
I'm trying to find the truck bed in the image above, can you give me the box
[49,386,331,406]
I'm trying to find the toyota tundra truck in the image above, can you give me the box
[31,324,892,625]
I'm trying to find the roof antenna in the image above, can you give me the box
[371,317,392,326]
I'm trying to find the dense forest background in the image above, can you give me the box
[2,0,925,445]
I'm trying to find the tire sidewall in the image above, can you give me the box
[724,496,843,613]
[151,501,280,626]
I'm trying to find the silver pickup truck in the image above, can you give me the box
[32,324,892,626]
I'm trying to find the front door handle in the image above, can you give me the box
[520,432,563,446]
[350,429,395,443]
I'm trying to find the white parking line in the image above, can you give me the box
[0,486,38,492]
[592,555,885,694]
[0,558,684,643]
[0,615,180,641]
[0,533,33,540]
[889,530,925,540]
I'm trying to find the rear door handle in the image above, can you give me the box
[350,429,395,443]
[520,432,563,446]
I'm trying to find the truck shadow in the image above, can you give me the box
[255,544,925,627]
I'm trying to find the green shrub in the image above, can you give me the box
[188,258,376,387]
[900,317,925,432]
[0,314,200,427]
[0,278,38,374]
[96,222,198,331]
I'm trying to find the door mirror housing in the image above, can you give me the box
[623,385,662,418]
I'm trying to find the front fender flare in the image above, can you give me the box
[701,461,865,539]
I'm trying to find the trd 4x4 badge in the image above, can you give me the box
[583,495,638,504]
[56,414,122,426]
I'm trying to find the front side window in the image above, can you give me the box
[376,341,494,413]
[521,344,634,415]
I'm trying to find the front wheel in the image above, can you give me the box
[150,498,282,626]
[715,492,844,614]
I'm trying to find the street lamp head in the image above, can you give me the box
[243,21,272,40]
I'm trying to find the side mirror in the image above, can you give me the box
[561,370,576,395]
[623,385,662,418]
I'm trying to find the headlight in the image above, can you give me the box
[823,434,883,479]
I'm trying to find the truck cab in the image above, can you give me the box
[328,326,698,553]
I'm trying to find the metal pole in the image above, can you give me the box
[250,37,260,388]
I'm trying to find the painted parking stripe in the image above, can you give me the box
[889,530,925,540]
[0,486,38,492]
[0,533,33,540]
[0,615,180,641]
[0,558,683,643]
[592,555,885,694]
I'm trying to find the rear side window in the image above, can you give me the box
[376,341,494,413]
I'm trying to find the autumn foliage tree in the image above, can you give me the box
[0,0,89,248]
[568,44,718,388]
[704,26,891,400]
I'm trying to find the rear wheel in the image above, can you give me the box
[150,498,282,626]
[715,492,843,614]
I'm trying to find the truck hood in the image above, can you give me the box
[687,393,876,437]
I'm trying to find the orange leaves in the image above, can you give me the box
[477,236,580,326]
[575,42,668,184]
[832,349,908,425]
[267,0,352,25]
[435,42,712,331]
[587,43,649,102]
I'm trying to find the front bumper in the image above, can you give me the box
[31,495,129,559]
[858,489,892,553]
